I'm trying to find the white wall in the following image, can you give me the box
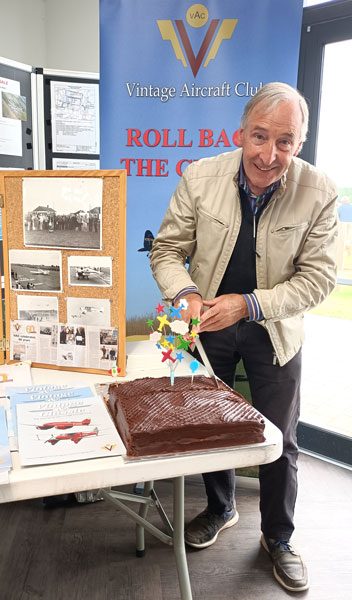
[0,0,46,67]
[45,0,99,73]
[0,0,99,73]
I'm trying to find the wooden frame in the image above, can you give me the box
[0,170,126,376]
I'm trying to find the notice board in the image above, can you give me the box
[0,169,126,376]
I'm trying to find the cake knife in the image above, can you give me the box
[194,337,220,388]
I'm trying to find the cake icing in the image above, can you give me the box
[108,375,265,457]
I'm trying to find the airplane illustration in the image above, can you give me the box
[36,418,91,430]
[138,229,190,265]
[45,427,99,445]
[138,229,190,264]
[138,229,154,256]
[161,347,176,363]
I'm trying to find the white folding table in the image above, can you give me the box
[0,341,283,600]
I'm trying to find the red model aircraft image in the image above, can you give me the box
[36,418,91,430]
[45,427,98,445]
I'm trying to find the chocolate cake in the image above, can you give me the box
[108,376,265,457]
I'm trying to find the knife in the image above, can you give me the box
[194,337,220,388]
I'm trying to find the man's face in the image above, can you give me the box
[237,99,303,196]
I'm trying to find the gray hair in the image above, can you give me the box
[240,82,309,143]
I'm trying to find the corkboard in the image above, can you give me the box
[0,170,126,375]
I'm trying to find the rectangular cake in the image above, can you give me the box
[108,375,265,457]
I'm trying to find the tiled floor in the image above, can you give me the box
[301,313,352,438]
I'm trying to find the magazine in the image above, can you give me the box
[5,384,96,450]
[17,395,125,466]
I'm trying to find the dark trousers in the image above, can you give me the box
[196,320,301,541]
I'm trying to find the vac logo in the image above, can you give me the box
[157,3,238,77]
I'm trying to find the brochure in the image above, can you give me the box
[5,384,96,450]
[17,395,125,466]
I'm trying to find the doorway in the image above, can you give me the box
[297,0,352,466]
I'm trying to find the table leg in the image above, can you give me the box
[136,480,154,556]
[173,476,193,600]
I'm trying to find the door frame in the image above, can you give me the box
[298,0,352,165]
[297,0,352,467]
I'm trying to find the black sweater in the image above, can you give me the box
[216,186,272,296]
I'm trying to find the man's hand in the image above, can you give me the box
[199,294,249,332]
[176,293,203,326]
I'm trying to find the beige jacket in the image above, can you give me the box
[150,149,338,366]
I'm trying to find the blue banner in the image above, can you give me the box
[100,0,303,322]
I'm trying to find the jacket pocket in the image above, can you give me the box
[269,221,310,264]
[271,221,310,234]
[197,207,229,229]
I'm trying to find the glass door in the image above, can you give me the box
[297,0,352,466]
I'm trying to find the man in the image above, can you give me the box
[150,82,338,592]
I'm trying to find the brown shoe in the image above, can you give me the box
[261,534,309,592]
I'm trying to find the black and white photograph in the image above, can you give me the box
[66,297,110,326]
[22,177,102,250]
[67,255,112,287]
[12,344,26,361]
[9,249,62,292]
[17,295,59,322]
[39,325,52,336]
[59,325,86,346]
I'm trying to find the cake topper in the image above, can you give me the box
[148,298,202,385]
[109,363,121,377]
[189,359,199,383]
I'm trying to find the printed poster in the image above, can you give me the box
[0,77,22,156]
[100,0,304,318]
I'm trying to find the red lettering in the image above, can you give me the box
[162,129,177,147]
[126,129,142,147]
[178,129,193,147]
[214,129,231,147]
[137,158,153,175]
[120,158,135,175]
[233,130,240,146]
[120,158,168,176]
[127,128,193,148]
[143,129,161,147]
[176,159,193,176]
[199,129,213,147]
[155,159,169,176]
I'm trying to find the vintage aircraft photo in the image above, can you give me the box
[72,306,104,319]
[75,266,105,280]
[30,269,50,275]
